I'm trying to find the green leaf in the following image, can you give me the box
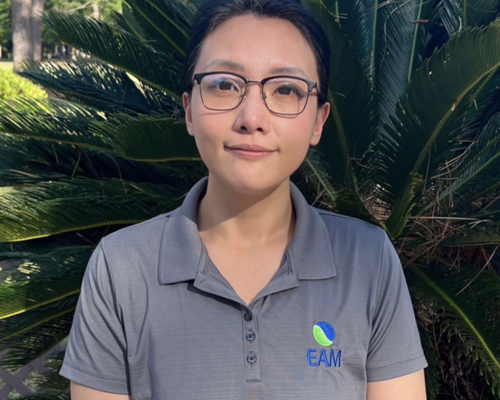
[19,59,175,114]
[384,172,425,238]
[0,178,183,242]
[0,246,91,319]
[0,314,73,370]
[417,323,440,400]
[0,98,111,152]
[442,223,500,246]
[44,11,183,103]
[386,22,500,230]
[125,0,193,57]
[334,0,432,116]
[438,112,500,209]
[0,130,201,189]
[304,0,379,210]
[440,0,500,33]
[406,263,500,394]
[91,113,200,162]
[0,295,78,346]
[113,4,147,41]
[0,99,199,163]
[301,147,337,205]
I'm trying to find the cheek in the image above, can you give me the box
[190,115,230,167]
[280,118,317,156]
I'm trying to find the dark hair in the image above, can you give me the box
[184,0,330,105]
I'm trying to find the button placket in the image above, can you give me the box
[241,308,261,382]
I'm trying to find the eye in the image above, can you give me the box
[274,83,305,99]
[210,78,240,92]
[277,85,296,95]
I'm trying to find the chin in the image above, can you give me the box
[213,171,289,196]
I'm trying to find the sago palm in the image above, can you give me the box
[1,0,500,398]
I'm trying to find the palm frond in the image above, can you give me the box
[0,133,202,188]
[0,314,73,370]
[91,113,200,162]
[19,59,177,114]
[112,4,147,41]
[431,112,500,211]
[384,22,500,236]
[44,11,183,103]
[418,323,441,400]
[0,178,183,242]
[442,223,500,246]
[406,263,500,397]
[301,147,337,206]
[0,98,112,152]
[304,0,379,204]
[0,98,199,163]
[0,295,78,346]
[125,0,193,57]
[0,246,92,319]
[439,0,463,35]
[17,394,70,400]
[384,172,425,238]
[460,68,500,141]
[375,0,433,120]
[334,0,433,119]
[465,0,500,28]
[331,0,374,77]
[31,348,70,393]
[440,0,500,37]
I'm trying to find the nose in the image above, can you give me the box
[232,83,271,135]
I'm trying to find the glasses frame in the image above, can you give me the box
[193,71,318,116]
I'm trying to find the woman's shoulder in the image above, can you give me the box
[102,212,172,248]
[313,207,387,244]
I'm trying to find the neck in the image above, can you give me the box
[197,175,295,246]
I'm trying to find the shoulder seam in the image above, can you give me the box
[315,209,383,231]
[103,213,172,240]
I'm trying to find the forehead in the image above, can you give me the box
[195,15,318,80]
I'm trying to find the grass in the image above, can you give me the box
[0,187,14,196]
[0,61,14,70]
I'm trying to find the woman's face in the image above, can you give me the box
[183,15,330,195]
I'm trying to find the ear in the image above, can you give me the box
[183,92,194,137]
[310,102,330,146]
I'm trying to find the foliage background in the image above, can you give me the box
[1,0,500,399]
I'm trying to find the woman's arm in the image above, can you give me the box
[367,370,427,400]
[71,382,131,400]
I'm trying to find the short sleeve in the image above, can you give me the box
[366,233,428,381]
[60,241,130,394]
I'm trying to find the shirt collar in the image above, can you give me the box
[158,177,337,285]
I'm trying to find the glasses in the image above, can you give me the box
[193,72,318,116]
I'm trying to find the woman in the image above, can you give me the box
[60,0,428,399]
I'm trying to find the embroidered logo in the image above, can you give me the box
[308,321,341,368]
[313,321,335,347]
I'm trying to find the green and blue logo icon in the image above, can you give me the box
[313,321,335,347]
[308,321,341,368]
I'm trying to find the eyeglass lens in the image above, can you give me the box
[199,73,310,115]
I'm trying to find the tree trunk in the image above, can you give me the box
[92,2,100,20]
[11,0,33,70]
[31,0,45,61]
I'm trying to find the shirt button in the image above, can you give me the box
[245,330,256,342]
[246,352,257,364]
[244,312,253,321]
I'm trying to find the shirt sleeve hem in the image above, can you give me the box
[59,363,130,395]
[366,354,428,382]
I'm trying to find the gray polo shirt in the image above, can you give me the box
[60,177,427,399]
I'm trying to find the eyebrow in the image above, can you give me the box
[204,59,308,78]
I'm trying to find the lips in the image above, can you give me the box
[225,144,275,152]
[224,144,276,160]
